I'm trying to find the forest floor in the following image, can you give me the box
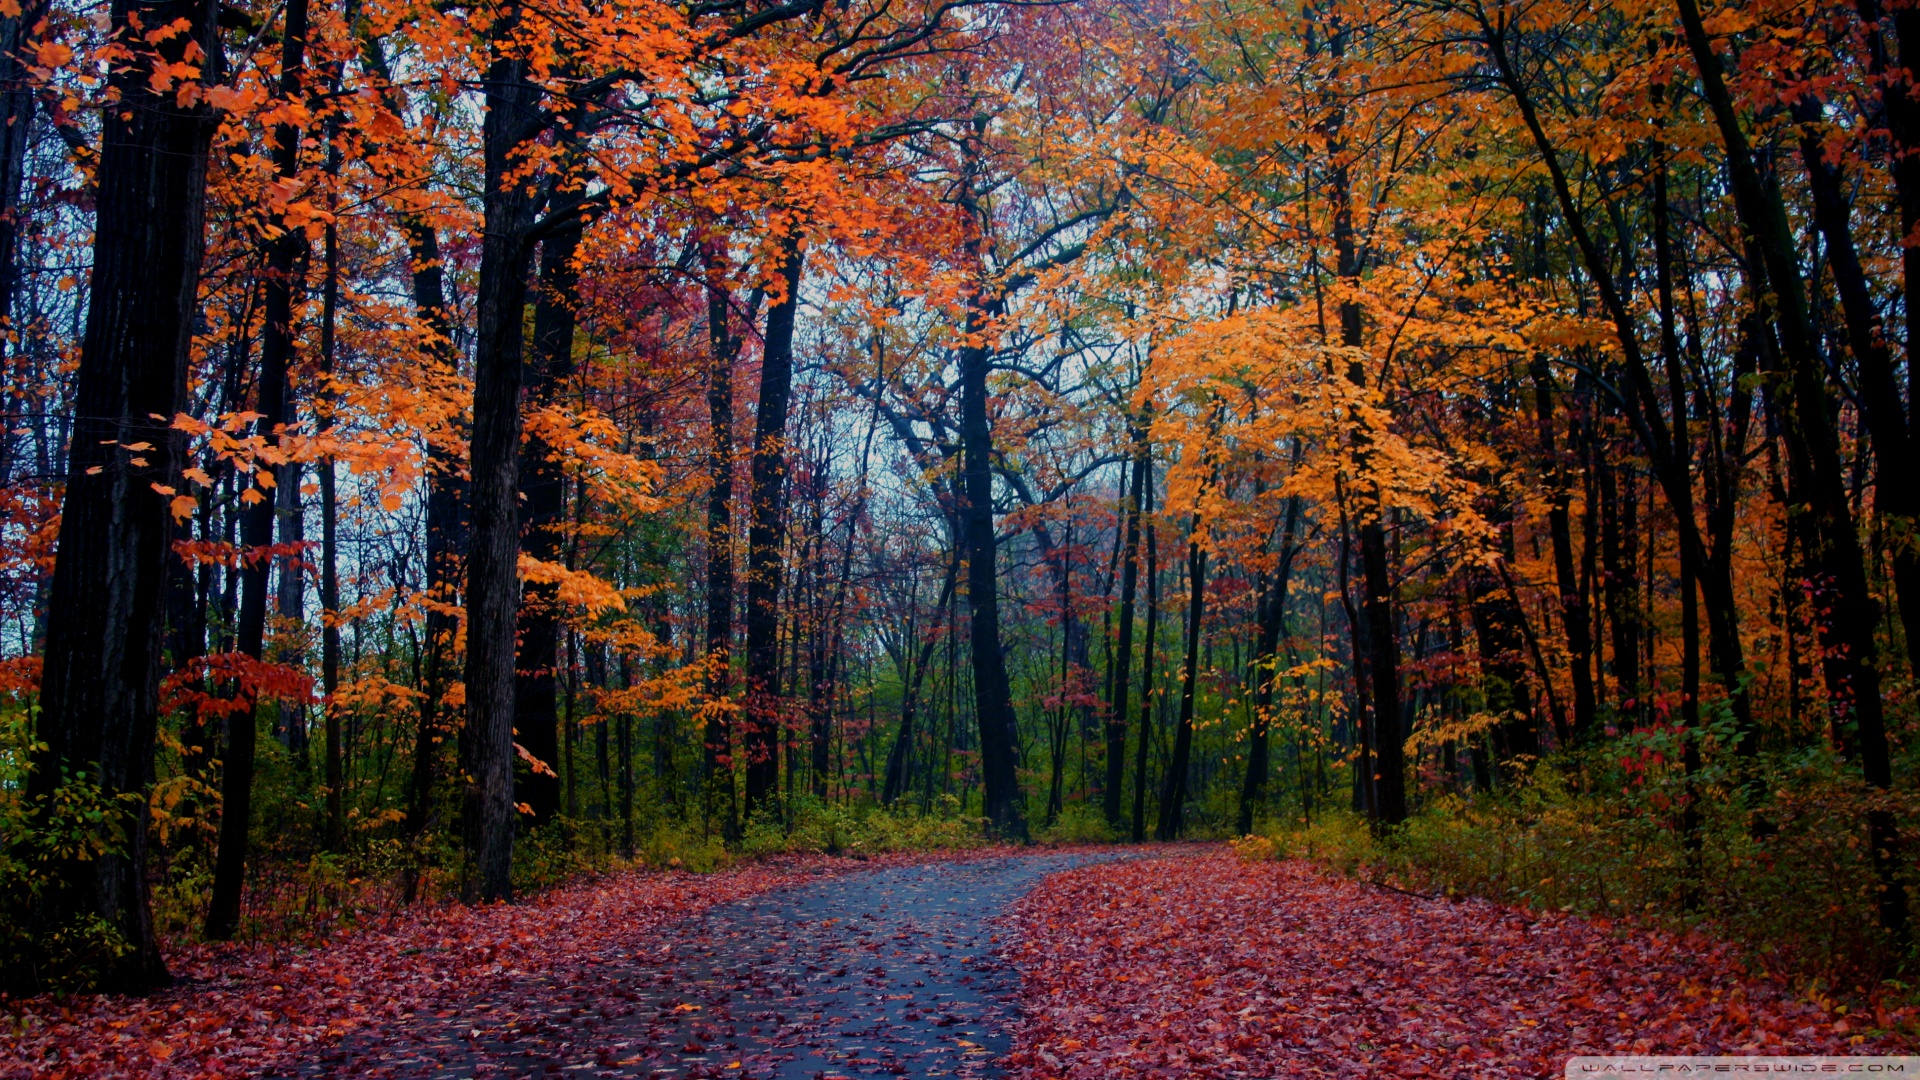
[4,845,1911,1080]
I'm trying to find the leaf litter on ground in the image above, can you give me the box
[2,854,909,1079]
[999,851,1917,1079]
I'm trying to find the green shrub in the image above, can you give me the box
[0,763,142,994]
[1035,803,1120,844]
[739,795,988,857]
[1261,748,1919,983]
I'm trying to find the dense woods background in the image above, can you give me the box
[2,0,1917,997]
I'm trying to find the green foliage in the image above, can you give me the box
[740,795,990,857]
[1034,803,1120,844]
[1259,748,1920,983]
[513,817,623,892]
[0,750,141,994]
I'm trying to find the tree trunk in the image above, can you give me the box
[702,247,740,834]
[21,0,222,992]
[0,0,48,488]
[742,237,805,817]
[1239,485,1301,835]
[512,222,580,829]
[318,155,345,850]
[1130,474,1158,843]
[1156,514,1207,840]
[1675,0,1908,945]
[959,320,1027,840]
[462,44,544,903]
[205,0,311,940]
[883,552,958,804]
[1595,443,1640,717]
[1104,424,1147,826]
[1529,358,1597,741]
[1839,0,1920,679]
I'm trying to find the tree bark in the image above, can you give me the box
[21,0,222,992]
[462,42,544,903]
[512,222,580,829]
[958,319,1027,840]
[1155,513,1207,840]
[1529,358,1597,741]
[702,247,741,834]
[1129,473,1158,843]
[742,236,805,817]
[1840,0,1920,679]
[1104,424,1147,826]
[882,552,958,805]
[1239,483,1301,835]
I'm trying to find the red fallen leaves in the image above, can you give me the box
[1000,851,1916,1079]
[0,855,882,1079]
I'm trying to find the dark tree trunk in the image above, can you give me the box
[357,31,463,897]
[318,200,344,850]
[1482,22,1761,758]
[1104,426,1147,826]
[1155,515,1207,840]
[702,248,740,834]
[1238,486,1301,835]
[883,552,958,805]
[205,0,311,940]
[1529,359,1597,741]
[742,238,804,817]
[1837,0,1920,679]
[512,222,580,830]
[1130,475,1158,843]
[959,322,1027,840]
[462,45,544,903]
[0,0,43,326]
[0,0,48,488]
[400,217,462,898]
[21,0,222,993]
[1471,491,1536,766]
[1595,445,1639,716]
[1324,34,1405,824]
[1675,0,1907,944]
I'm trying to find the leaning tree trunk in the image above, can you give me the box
[21,0,221,994]
[1675,0,1908,946]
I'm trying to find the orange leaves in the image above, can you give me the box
[515,741,559,778]
[521,405,662,514]
[517,555,628,616]
[170,410,421,519]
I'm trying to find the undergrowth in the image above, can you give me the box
[132,795,997,952]
[1244,748,1920,998]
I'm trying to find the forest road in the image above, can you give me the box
[293,849,1134,1080]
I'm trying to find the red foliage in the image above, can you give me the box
[1001,852,1915,1079]
[0,857,875,1079]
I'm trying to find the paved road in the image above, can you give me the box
[294,852,1120,1079]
